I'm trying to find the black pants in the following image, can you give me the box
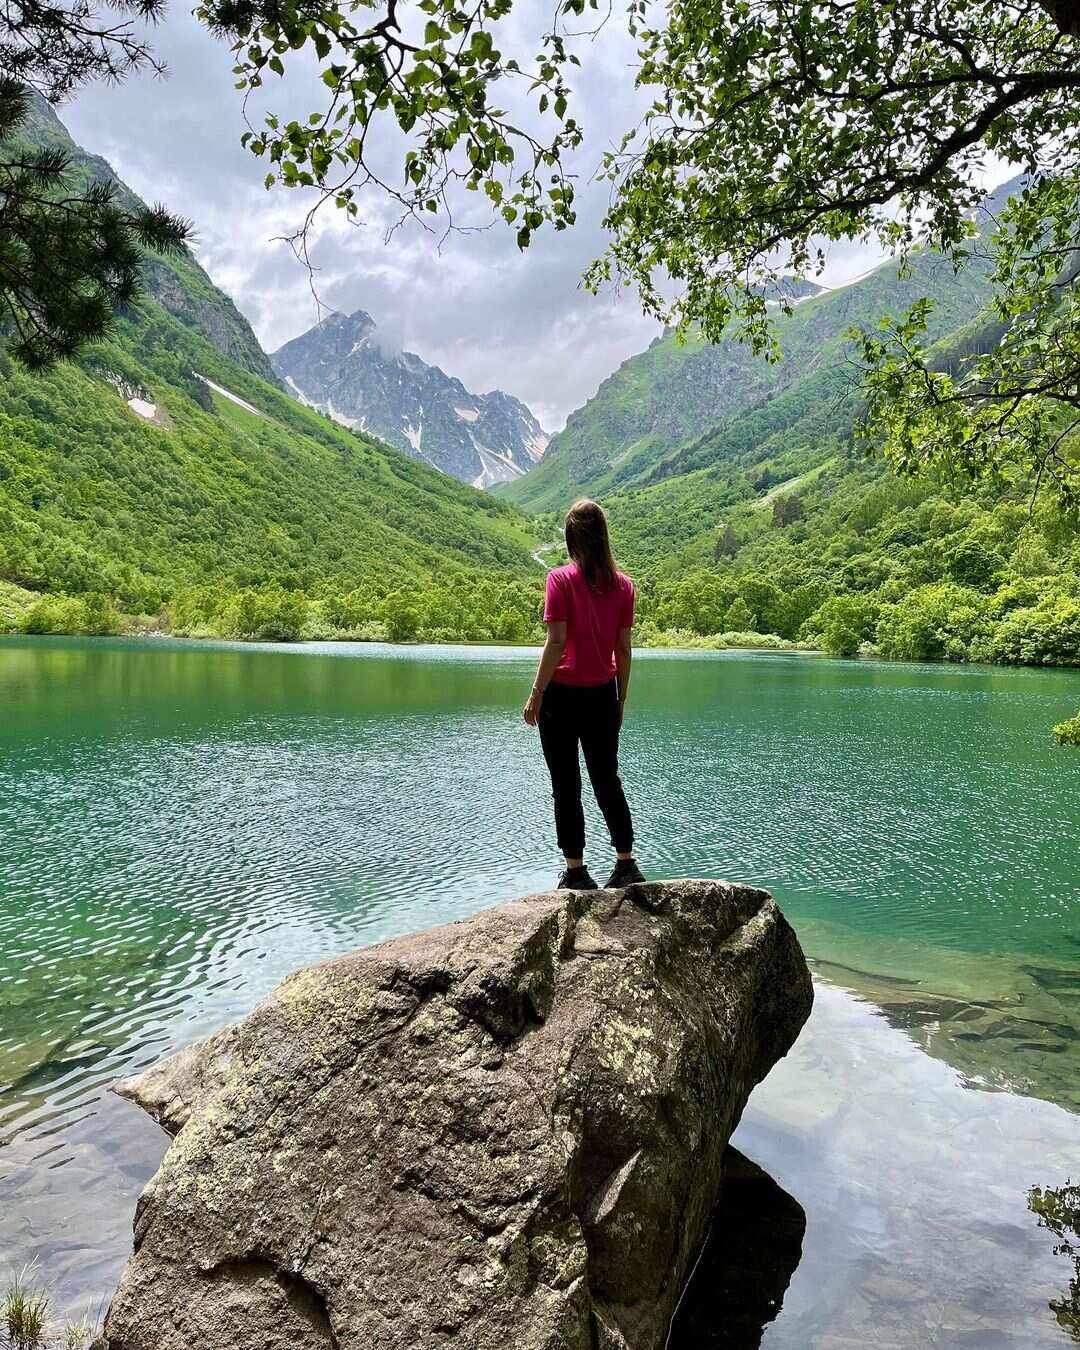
[538,679,634,858]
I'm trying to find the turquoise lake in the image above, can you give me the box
[1,636,1078,1346]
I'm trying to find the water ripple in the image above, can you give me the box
[0,637,1077,1323]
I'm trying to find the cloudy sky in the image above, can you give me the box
[64,3,884,430]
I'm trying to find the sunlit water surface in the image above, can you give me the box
[1,637,1078,1346]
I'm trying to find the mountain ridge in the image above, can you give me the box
[23,90,281,387]
[272,308,549,488]
[0,98,542,632]
[497,191,1023,515]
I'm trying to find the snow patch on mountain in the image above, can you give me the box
[195,374,263,418]
[473,445,530,490]
[271,309,548,488]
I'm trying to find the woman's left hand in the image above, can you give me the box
[523,688,543,726]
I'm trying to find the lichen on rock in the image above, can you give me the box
[95,880,812,1350]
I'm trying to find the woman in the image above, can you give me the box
[523,499,646,890]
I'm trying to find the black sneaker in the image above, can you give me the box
[557,866,599,890]
[605,858,647,888]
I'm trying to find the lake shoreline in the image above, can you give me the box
[5,597,1080,675]
[0,626,818,656]
[8,630,1080,688]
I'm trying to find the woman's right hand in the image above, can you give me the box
[523,687,543,726]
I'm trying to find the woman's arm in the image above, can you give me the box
[615,625,632,727]
[523,621,566,726]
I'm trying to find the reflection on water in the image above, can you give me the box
[1030,1183,1080,1343]
[670,1149,805,1349]
[734,984,1079,1350]
[807,932,1080,1114]
[1,636,1079,1345]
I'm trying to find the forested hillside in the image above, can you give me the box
[0,104,547,643]
[499,223,1001,513]
[501,180,1079,669]
[607,459,1080,666]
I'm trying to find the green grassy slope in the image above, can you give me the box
[0,102,540,632]
[501,246,996,514]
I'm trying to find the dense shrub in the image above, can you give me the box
[635,624,793,651]
[946,540,1005,590]
[988,595,1080,666]
[988,576,1060,617]
[723,596,755,631]
[876,584,990,662]
[162,574,545,645]
[21,592,122,636]
[804,594,882,657]
[211,587,310,642]
[1053,713,1080,747]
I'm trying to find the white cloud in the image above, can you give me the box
[63,2,659,430]
[61,6,1013,432]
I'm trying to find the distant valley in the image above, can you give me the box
[0,101,1075,672]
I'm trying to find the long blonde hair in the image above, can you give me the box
[565,499,617,592]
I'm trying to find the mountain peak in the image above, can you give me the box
[271,314,548,489]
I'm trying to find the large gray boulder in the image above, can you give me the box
[96,880,812,1350]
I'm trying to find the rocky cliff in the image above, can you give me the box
[95,879,812,1350]
[22,92,281,387]
[271,309,548,487]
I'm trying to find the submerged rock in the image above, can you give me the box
[95,880,812,1350]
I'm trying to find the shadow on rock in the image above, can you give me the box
[668,1147,805,1350]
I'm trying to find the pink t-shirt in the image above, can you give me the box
[543,563,635,687]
